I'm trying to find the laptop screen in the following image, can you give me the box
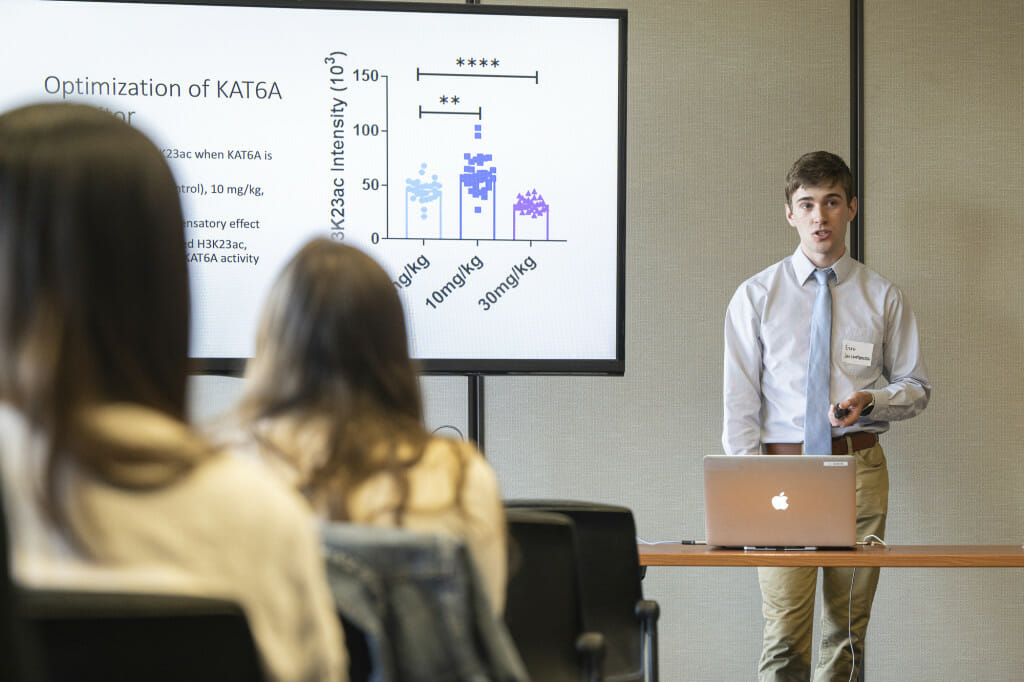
[703,455,856,549]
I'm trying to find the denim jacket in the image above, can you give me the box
[320,523,529,682]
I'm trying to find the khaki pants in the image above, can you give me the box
[757,443,888,682]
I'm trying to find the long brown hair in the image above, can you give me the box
[0,103,206,536]
[235,238,467,523]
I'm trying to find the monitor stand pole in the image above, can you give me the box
[468,374,485,454]
[464,0,482,452]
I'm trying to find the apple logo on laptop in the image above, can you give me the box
[771,492,789,510]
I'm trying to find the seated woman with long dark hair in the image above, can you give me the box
[228,238,508,615]
[0,103,345,682]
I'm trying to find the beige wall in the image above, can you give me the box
[190,1,1024,678]
[862,1,1024,679]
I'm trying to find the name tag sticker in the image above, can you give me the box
[842,340,873,367]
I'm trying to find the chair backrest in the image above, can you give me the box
[504,508,605,682]
[505,500,659,682]
[20,589,265,682]
[321,522,528,682]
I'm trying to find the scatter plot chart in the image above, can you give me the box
[512,189,550,240]
[405,162,442,237]
[378,65,569,244]
[459,152,497,239]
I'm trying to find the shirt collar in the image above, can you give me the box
[791,247,853,285]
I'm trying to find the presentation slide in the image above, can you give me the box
[0,0,626,374]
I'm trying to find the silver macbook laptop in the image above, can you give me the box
[703,455,857,549]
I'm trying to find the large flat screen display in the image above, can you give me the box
[0,0,627,375]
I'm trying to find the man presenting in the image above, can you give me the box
[722,151,931,681]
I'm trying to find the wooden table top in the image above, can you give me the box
[638,544,1024,568]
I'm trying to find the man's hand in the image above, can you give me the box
[828,391,873,427]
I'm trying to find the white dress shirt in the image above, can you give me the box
[722,247,931,455]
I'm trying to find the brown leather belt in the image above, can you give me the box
[762,432,878,456]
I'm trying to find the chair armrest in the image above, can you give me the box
[636,599,660,625]
[575,631,606,682]
[636,600,660,682]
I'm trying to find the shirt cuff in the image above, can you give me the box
[861,391,877,416]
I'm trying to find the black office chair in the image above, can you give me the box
[20,588,265,682]
[1,479,40,681]
[504,508,606,682]
[506,500,660,682]
[321,522,528,682]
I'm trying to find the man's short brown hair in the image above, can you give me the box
[785,151,856,207]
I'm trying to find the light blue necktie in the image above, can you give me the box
[804,269,834,455]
